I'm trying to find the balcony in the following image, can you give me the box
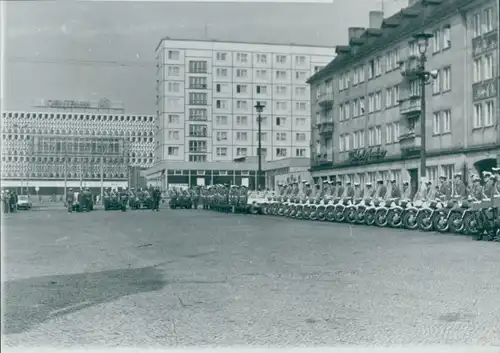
[398,132,421,157]
[189,84,208,90]
[189,115,208,121]
[399,96,421,115]
[189,131,208,137]
[312,153,333,168]
[189,148,208,153]
[318,120,334,135]
[398,55,420,79]
[317,92,334,107]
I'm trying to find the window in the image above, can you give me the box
[236,53,248,63]
[472,13,481,37]
[276,71,287,79]
[257,132,268,141]
[392,85,400,105]
[385,87,393,108]
[296,133,306,141]
[375,57,382,76]
[216,147,228,156]
[276,55,287,64]
[256,54,267,63]
[256,69,268,79]
[189,108,207,121]
[374,91,382,111]
[296,71,307,81]
[276,117,286,126]
[236,69,248,78]
[386,124,393,143]
[344,101,350,119]
[167,66,180,76]
[352,99,359,117]
[295,86,306,96]
[409,80,420,96]
[483,8,494,33]
[485,101,494,126]
[167,98,181,108]
[441,164,455,181]
[432,29,441,52]
[189,124,207,137]
[189,154,207,162]
[359,97,365,114]
[442,67,451,91]
[236,148,247,156]
[189,76,207,89]
[168,146,179,156]
[442,110,451,133]
[216,52,227,61]
[188,60,207,73]
[216,68,228,77]
[426,166,439,185]
[358,66,365,83]
[353,131,359,149]
[295,117,306,126]
[484,55,494,80]
[236,100,248,110]
[368,94,374,113]
[296,148,306,157]
[168,130,180,140]
[375,126,382,145]
[473,103,483,128]
[432,73,441,94]
[216,131,228,141]
[215,100,228,109]
[295,102,307,111]
[216,115,228,125]
[256,85,267,94]
[393,122,400,141]
[189,92,207,105]
[276,86,287,95]
[339,104,344,121]
[276,101,288,110]
[368,59,375,78]
[168,114,180,124]
[295,55,306,65]
[276,132,287,141]
[443,25,451,49]
[344,134,350,151]
[433,112,441,134]
[236,115,248,125]
[409,41,418,56]
[168,50,179,60]
[276,148,287,157]
[358,130,365,148]
[236,132,248,141]
[339,134,345,152]
[236,84,247,94]
[473,58,482,83]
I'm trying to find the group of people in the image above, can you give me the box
[168,184,250,211]
[65,187,94,212]
[1,189,18,213]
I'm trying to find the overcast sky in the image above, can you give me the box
[4,0,406,114]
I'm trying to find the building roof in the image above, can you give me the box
[155,37,335,53]
[307,0,477,84]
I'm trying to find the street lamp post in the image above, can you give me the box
[408,32,437,178]
[254,102,265,191]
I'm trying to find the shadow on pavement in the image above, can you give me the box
[3,265,167,334]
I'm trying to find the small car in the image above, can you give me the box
[17,195,33,210]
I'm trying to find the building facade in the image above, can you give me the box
[308,0,499,196]
[1,107,155,195]
[149,38,333,189]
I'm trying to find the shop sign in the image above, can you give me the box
[472,79,497,101]
[47,100,91,109]
[348,147,387,163]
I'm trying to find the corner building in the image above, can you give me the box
[148,38,333,189]
[308,0,499,196]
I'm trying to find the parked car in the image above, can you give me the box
[17,195,32,210]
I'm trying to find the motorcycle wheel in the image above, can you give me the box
[346,208,357,223]
[416,209,433,231]
[402,209,419,230]
[355,209,366,223]
[432,211,449,233]
[463,212,481,238]
[374,209,388,227]
[388,209,403,228]
[364,209,376,226]
[309,211,318,221]
[334,207,345,222]
[326,209,335,222]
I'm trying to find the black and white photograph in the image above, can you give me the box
[1,0,500,348]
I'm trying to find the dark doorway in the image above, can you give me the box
[474,158,497,182]
[408,168,418,200]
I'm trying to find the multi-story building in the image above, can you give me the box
[1,101,155,195]
[148,38,333,189]
[308,0,498,196]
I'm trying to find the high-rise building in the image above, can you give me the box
[149,38,334,189]
[308,0,499,195]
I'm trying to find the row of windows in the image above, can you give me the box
[166,146,306,159]
[2,130,154,137]
[214,83,308,96]
[432,110,452,135]
[166,130,307,142]
[472,54,495,83]
[167,114,308,127]
[2,153,153,162]
[471,7,496,38]
[1,171,140,179]
[167,49,315,68]
[3,112,154,122]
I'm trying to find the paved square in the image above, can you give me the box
[3,208,500,346]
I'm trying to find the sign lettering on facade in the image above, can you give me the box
[35,97,124,111]
[472,31,498,57]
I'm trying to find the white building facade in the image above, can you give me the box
[150,39,334,189]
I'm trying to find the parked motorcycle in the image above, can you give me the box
[333,198,352,222]
[325,198,340,222]
[364,199,383,226]
[416,199,443,232]
[354,198,372,224]
[374,199,399,227]
[463,199,499,240]
[432,199,458,233]
[387,199,412,228]
[401,200,424,230]
[345,198,363,224]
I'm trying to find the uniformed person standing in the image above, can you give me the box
[353,182,362,199]
[425,180,437,201]
[336,180,344,198]
[437,175,452,201]
[66,188,74,212]
[483,171,495,200]
[390,179,402,198]
[453,173,466,199]
[401,181,411,199]
[470,176,483,201]
[375,179,386,199]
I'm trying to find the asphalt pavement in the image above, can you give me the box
[3,207,500,346]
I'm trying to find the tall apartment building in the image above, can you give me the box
[148,38,333,188]
[308,0,498,196]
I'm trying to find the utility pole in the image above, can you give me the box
[100,154,104,198]
[254,102,265,190]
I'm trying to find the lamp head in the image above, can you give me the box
[413,32,433,55]
[429,69,439,79]
[254,101,265,113]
